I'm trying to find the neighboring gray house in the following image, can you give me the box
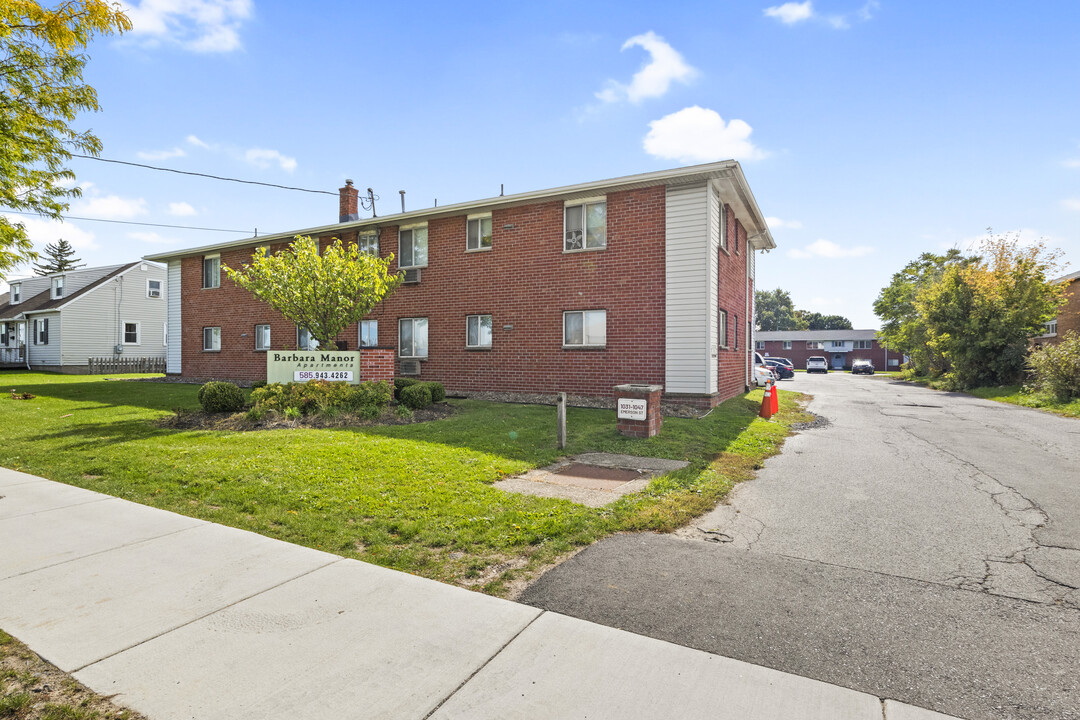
[0,262,167,371]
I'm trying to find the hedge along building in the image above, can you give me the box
[145,161,776,408]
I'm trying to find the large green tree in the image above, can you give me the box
[794,311,853,330]
[32,237,83,274]
[0,0,130,278]
[224,236,402,348]
[754,288,807,331]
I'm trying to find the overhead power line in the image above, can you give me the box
[1,209,251,234]
[70,155,338,196]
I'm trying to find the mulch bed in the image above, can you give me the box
[157,402,455,432]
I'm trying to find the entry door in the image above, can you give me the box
[832,354,845,369]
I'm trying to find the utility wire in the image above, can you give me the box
[70,155,338,196]
[1,209,251,234]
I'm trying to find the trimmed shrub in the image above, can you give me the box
[199,381,245,413]
[394,377,421,400]
[250,380,392,416]
[251,380,267,389]
[424,381,446,403]
[1028,331,1080,401]
[400,383,433,409]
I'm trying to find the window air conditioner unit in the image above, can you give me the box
[148,288,161,298]
[402,268,421,284]
[400,359,421,376]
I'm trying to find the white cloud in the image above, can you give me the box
[857,0,880,21]
[1063,198,1080,211]
[3,214,99,252]
[128,231,177,245]
[168,201,197,216]
[787,239,872,259]
[644,106,766,163]
[596,31,697,104]
[121,0,254,53]
[764,2,813,24]
[137,147,185,161]
[244,148,297,172]
[72,194,148,220]
[765,216,803,229]
[1063,159,1080,169]
[186,134,211,149]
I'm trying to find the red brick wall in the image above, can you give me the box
[715,210,750,401]
[757,340,896,370]
[360,347,394,383]
[1045,278,1079,346]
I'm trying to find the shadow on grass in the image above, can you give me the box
[3,377,200,413]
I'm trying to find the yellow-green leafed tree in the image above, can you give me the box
[224,236,402,348]
[0,0,131,278]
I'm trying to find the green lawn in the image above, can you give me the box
[899,376,1080,418]
[0,372,808,594]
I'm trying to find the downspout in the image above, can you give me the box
[24,319,30,371]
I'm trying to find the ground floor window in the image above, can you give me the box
[123,322,140,345]
[255,324,271,351]
[203,327,220,352]
[297,327,317,351]
[399,318,428,358]
[466,314,492,348]
[360,320,378,347]
[718,310,729,349]
[563,309,606,348]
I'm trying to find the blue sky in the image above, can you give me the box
[4,0,1079,328]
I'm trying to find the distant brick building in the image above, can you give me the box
[1035,270,1080,346]
[147,162,776,408]
[756,329,898,371]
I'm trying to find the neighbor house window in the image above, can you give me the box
[203,327,220,352]
[1041,320,1058,337]
[297,327,316,351]
[398,225,428,269]
[10,284,20,303]
[147,279,162,298]
[806,341,824,349]
[755,341,765,350]
[123,322,140,345]
[203,255,220,289]
[563,310,606,348]
[0,322,9,346]
[783,340,792,350]
[360,320,378,347]
[718,310,729,349]
[466,314,492,348]
[831,340,846,348]
[255,324,271,351]
[564,198,606,251]
[358,232,379,256]
[52,277,64,299]
[853,340,872,349]
[34,318,48,345]
[467,215,493,251]
[399,318,428,358]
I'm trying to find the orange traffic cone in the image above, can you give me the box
[759,382,774,419]
[770,378,779,415]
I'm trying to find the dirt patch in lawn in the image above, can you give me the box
[157,402,456,432]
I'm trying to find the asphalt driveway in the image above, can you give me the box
[521,374,1080,720]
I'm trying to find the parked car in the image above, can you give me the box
[806,356,829,373]
[771,357,795,369]
[766,359,794,379]
[753,352,776,387]
[851,359,875,375]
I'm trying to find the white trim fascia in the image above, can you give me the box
[49,263,142,312]
[144,160,779,262]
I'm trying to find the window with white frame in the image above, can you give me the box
[0,322,9,346]
[1041,320,1058,337]
[853,339,872,349]
[203,255,220,289]
[297,327,317,351]
[255,324,271,351]
[718,310,729,348]
[123,322,140,345]
[360,320,378,347]
[34,318,49,345]
[163,322,167,346]
[734,314,739,349]
[52,277,64,299]
[807,341,824,349]
[755,341,765,350]
[466,314,492,348]
[564,198,606,251]
[399,317,428,358]
[783,340,792,350]
[358,232,378,256]
[564,310,606,348]
[467,215,492,251]
[203,326,220,351]
[10,284,20,303]
[713,187,727,252]
[147,279,162,298]
[398,225,428,269]
[831,340,846,348]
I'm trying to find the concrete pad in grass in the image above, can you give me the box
[0,522,338,671]
[429,612,884,720]
[0,467,48,487]
[75,559,541,720]
[0,496,203,580]
[0,479,110,519]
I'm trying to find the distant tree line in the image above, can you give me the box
[754,288,853,331]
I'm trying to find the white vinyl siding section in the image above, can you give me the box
[665,183,714,394]
[59,264,168,366]
[28,313,61,366]
[167,260,182,373]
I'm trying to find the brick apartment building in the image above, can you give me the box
[756,329,899,371]
[146,161,776,407]
[1035,269,1080,346]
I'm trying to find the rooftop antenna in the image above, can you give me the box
[399,190,406,213]
[500,183,504,197]
[367,188,376,217]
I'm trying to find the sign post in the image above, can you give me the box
[556,392,567,449]
[614,384,663,438]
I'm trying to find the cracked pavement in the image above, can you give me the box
[521,374,1080,720]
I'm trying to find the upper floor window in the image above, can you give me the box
[360,320,378,348]
[563,309,606,348]
[358,232,379,256]
[831,340,846,348]
[564,198,606,252]
[52,277,64,299]
[398,225,428,269]
[807,341,824,349]
[466,314,492,348]
[467,215,492,252]
[399,317,428,358]
[147,279,162,298]
[255,324,271,351]
[203,254,220,289]
[10,284,20,303]
[783,340,792,350]
[713,187,727,252]
[755,341,765,350]
[853,339,873,349]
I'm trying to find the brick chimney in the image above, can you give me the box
[339,179,359,222]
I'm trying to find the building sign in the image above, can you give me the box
[267,351,362,385]
[617,398,647,421]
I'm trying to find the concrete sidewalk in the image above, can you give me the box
[0,468,959,719]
